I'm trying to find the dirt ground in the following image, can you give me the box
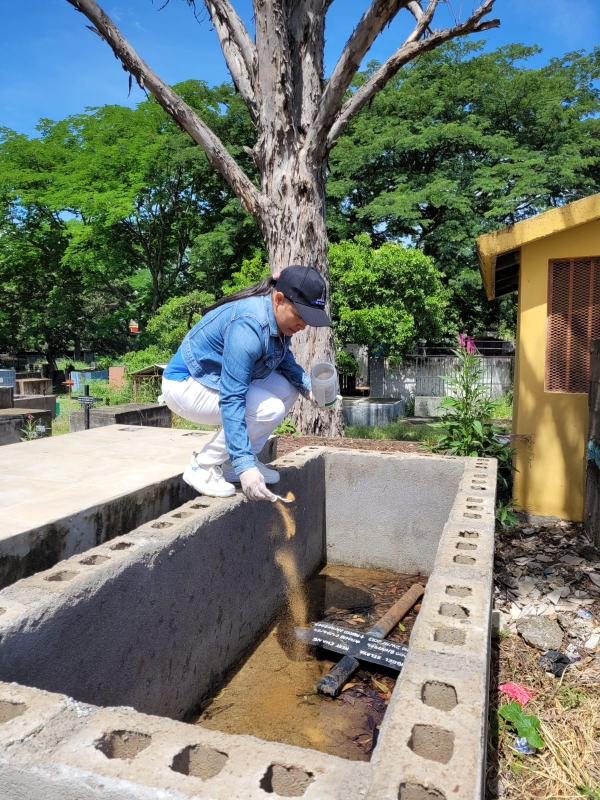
[488,522,600,799]
[276,434,423,457]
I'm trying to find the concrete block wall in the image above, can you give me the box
[70,403,172,432]
[0,408,52,448]
[0,448,497,800]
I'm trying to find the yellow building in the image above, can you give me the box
[477,194,600,521]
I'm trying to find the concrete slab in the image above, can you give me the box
[0,425,214,588]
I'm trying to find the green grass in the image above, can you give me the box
[490,392,513,420]
[345,420,438,443]
[51,390,216,435]
[52,396,80,436]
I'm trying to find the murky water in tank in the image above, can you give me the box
[193,565,425,761]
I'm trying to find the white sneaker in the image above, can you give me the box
[221,458,280,484]
[254,457,280,484]
[183,458,236,497]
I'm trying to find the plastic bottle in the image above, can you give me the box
[310,362,338,407]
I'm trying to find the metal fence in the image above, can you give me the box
[369,355,514,400]
[413,356,514,397]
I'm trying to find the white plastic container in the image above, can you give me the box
[310,362,338,407]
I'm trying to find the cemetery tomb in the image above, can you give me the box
[0,447,496,800]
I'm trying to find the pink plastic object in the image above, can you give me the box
[498,683,535,706]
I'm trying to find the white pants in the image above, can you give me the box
[160,372,299,466]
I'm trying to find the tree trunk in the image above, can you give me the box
[259,152,344,436]
[65,0,500,436]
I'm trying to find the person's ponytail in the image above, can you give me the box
[201,274,280,315]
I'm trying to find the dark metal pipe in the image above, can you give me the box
[317,583,425,697]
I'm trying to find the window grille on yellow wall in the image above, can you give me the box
[546,258,600,393]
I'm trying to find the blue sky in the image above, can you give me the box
[1,0,598,136]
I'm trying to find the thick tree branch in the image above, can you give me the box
[326,0,499,149]
[66,0,264,220]
[203,0,258,120]
[404,0,438,42]
[307,0,409,153]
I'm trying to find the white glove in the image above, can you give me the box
[240,467,277,502]
[307,391,319,407]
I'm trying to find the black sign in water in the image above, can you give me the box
[301,621,408,671]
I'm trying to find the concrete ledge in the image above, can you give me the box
[70,403,172,432]
[13,394,57,419]
[0,681,371,800]
[0,426,215,588]
[342,398,406,427]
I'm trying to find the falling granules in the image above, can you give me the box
[274,548,308,629]
[276,497,296,540]
[272,498,310,660]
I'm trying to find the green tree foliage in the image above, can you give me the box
[328,234,447,361]
[0,81,263,363]
[0,160,131,367]
[141,290,214,352]
[3,43,600,364]
[39,80,261,313]
[222,254,271,295]
[328,42,600,335]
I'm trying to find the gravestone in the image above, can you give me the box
[0,387,13,410]
[70,402,171,432]
[0,408,52,446]
[13,395,57,419]
[16,378,52,396]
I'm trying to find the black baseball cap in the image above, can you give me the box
[275,266,332,328]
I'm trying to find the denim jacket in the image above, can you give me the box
[180,294,311,475]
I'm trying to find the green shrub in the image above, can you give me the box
[336,350,360,377]
[429,336,517,528]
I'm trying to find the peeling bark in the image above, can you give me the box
[65,0,499,435]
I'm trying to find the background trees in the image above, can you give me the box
[327,42,600,334]
[329,235,447,361]
[1,41,600,376]
[65,0,499,435]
